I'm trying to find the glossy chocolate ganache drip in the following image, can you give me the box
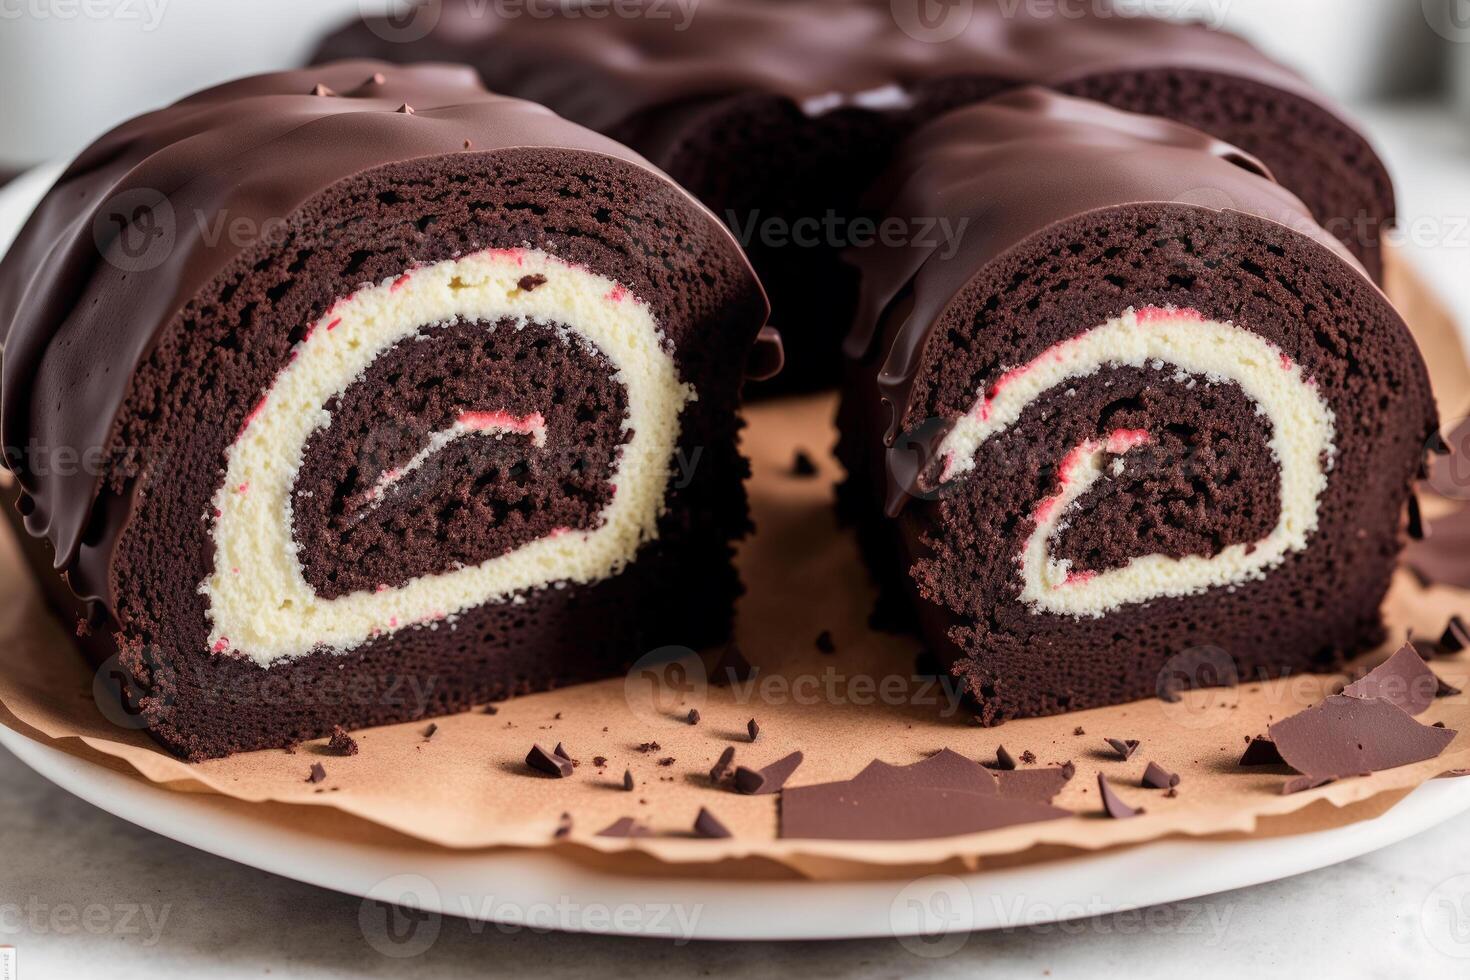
[0,62,769,757]
[317,0,1394,391]
[837,89,1433,723]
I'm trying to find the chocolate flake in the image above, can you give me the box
[734,751,804,795]
[553,812,573,839]
[1141,761,1180,790]
[1269,695,1458,781]
[710,746,735,783]
[327,725,358,756]
[527,744,574,778]
[709,644,755,686]
[306,763,327,784]
[309,83,338,97]
[1239,736,1286,766]
[1407,493,1424,540]
[1405,506,1470,588]
[592,755,607,767]
[994,745,1018,771]
[815,630,836,654]
[596,817,652,839]
[482,704,499,715]
[517,273,547,292]
[1437,677,1461,698]
[692,807,733,839]
[687,708,701,725]
[1104,738,1140,761]
[1098,774,1143,818]
[622,769,634,791]
[747,718,760,742]
[1073,727,1086,736]
[395,102,415,115]
[422,723,438,740]
[1341,643,1439,716]
[1061,761,1077,780]
[1020,750,1037,764]
[791,450,818,477]
[553,742,573,762]
[636,741,661,753]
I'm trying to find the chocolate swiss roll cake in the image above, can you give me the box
[0,62,770,759]
[837,89,1434,724]
[316,0,1394,391]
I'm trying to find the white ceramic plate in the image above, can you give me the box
[7,166,1470,942]
[7,724,1470,942]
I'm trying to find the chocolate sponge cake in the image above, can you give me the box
[316,0,1394,390]
[837,89,1434,723]
[0,62,769,758]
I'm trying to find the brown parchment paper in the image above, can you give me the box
[1,247,1468,881]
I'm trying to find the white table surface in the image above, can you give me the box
[3,101,1470,979]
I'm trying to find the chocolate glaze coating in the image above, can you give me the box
[0,60,759,608]
[836,90,1435,722]
[317,0,1395,391]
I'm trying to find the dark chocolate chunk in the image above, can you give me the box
[687,708,701,725]
[306,763,327,784]
[710,746,735,783]
[1405,507,1470,589]
[791,450,818,478]
[553,742,573,762]
[1407,493,1424,540]
[747,718,760,742]
[1098,774,1142,819]
[1104,738,1140,761]
[422,723,438,740]
[1020,750,1037,765]
[1073,727,1086,736]
[994,745,1018,771]
[692,807,733,839]
[815,630,836,654]
[309,83,338,98]
[527,744,574,778]
[1061,761,1077,780]
[553,812,573,838]
[596,817,652,839]
[1341,643,1439,715]
[1141,761,1180,790]
[1269,695,1458,780]
[517,273,547,291]
[483,704,499,715]
[592,755,607,767]
[327,725,358,756]
[1239,736,1286,766]
[734,751,804,796]
[622,769,634,791]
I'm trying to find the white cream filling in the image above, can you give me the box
[201,248,693,666]
[936,307,1336,618]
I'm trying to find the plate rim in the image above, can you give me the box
[7,723,1470,942]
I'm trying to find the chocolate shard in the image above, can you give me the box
[1104,738,1140,761]
[692,807,733,839]
[1407,493,1424,540]
[422,722,438,740]
[1405,507,1470,589]
[553,742,573,762]
[553,812,573,839]
[309,83,338,97]
[596,817,652,839]
[815,630,836,654]
[1268,694,1459,781]
[1061,761,1077,780]
[734,750,804,796]
[791,450,818,477]
[306,762,327,784]
[1098,774,1143,819]
[709,644,754,686]
[1341,643,1440,716]
[395,103,415,115]
[1437,677,1461,698]
[526,744,574,778]
[622,769,634,791]
[781,750,1067,840]
[747,718,760,742]
[1239,736,1286,766]
[709,746,735,783]
[994,745,1018,771]
[1141,761,1180,790]
[686,708,701,725]
[1442,616,1470,654]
